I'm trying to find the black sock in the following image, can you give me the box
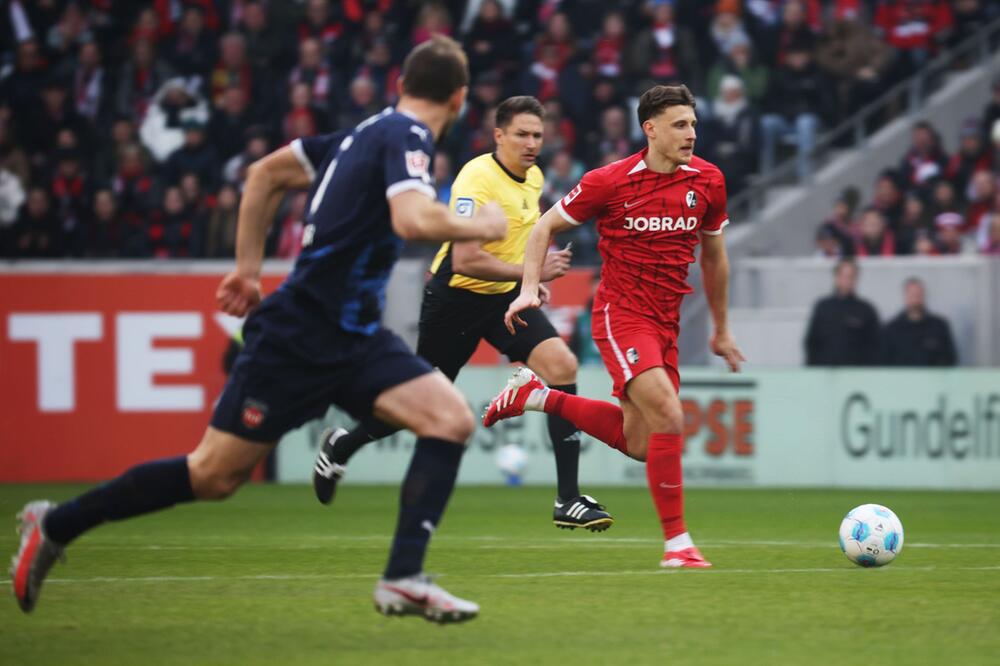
[549,383,581,502]
[330,420,400,465]
[43,456,194,545]
[383,438,464,580]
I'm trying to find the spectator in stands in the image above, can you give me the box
[701,75,758,195]
[583,106,634,167]
[209,32,258,109]
[981,211,1000,255]
[239,1,289,73]
[814,224,845,258]
[7,187,60,258]
[67,40,111,125]
[929,177,960,220]
[965,170,996,232]
[898,121,948,191]
[629,0,700,94]
[49,147,89,256]
[592,10,627,79]
[875,0,953,83]
[975,191,1000,252]
[205,183,238,258]
[163,117,220,189]
[0,39,47,122]
[880,277,957,366]
[165,6,217,82]
[149,185,203,258]
[338,74,381,130]
[759,36,831,180]
[209,84,255,161]
[947,0,992,50]
[85,189,121,258]
[804,258,880,366]
[709,2,749,61]
[705,31,769,106]
[895,193,931,255]
[854,207,895,257]
[115,37,175,122]
[289,37,334,113]
[872,170,905,230]
[298,0,345,51]
[932,212,971,254]
[411,2,453,46]
[283,81,326,142]
[140,78,210,163]
[815,190,858,257]
[816,2,890,122]
[46,2,93,61]
[25,75,92,167]
[0,110,30,192]
[947,118,990,198]
[222,127,270,185]
[768,0,817,68]
[464,0,518,78]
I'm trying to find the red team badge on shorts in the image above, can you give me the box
[241,399,268,429]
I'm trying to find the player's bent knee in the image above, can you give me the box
[188,460,251,501]
[415,400,475,443]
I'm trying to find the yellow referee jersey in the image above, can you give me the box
[429,153,543,294]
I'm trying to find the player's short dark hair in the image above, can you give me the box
[400,35,469,103]
[495,96,544,129]
[637,84,696,125]
[904,276,924,289]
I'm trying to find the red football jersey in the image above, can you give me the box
[554,150,729,320]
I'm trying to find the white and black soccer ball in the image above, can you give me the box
[839,504,904,567]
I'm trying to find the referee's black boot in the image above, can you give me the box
[553,495,614,532]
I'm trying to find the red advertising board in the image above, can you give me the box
[0,270,283,482]
[0,266,596,482]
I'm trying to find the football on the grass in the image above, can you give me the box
[839,504,904,567]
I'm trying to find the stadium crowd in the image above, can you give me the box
[815,80,1000,259]
[0,0,994,262]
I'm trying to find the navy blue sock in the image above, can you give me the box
[43,456,195,545]
[331,420,400,465]
[383,438,464,580]
[548,383,581,502]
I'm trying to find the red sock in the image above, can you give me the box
[544,391,628,455]
[646,433,686,540]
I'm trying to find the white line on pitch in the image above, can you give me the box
[44,565,1000,585]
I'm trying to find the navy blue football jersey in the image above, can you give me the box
[282,108,436,335]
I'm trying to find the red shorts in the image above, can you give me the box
[590,296,679,399]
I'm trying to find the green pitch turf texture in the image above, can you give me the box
[2,485,998,665]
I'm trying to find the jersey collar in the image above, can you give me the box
[630,148,700,178]
[491,152,526,183]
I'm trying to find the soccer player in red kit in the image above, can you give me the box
[483,84,745,568]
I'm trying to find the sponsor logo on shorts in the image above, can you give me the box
[455,197,475,218]
[241,399,268,429]
[686,190,698,209]
[626,347,639,364]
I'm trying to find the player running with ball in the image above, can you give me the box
[484,85,745,568]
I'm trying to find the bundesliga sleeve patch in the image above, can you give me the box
[454,197,475,218]
[405,150,430,178]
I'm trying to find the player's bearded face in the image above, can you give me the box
[496,113,544,173]
[647,106,697,166]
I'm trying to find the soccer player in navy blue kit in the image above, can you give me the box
[10,36,505,623]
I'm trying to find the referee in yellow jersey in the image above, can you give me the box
[312,96,613,531]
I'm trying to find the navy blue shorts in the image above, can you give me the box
[211,298,433,443]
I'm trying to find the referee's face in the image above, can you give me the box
[495,113,544,177]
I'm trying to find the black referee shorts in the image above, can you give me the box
[416,279,560,381]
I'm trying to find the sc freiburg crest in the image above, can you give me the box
[685,190,697,209]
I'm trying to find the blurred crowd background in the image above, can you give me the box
[0,0,998,264]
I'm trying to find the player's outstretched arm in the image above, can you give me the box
[389,191,507,242]
[504,206,575,333]
[700,233,745,372]
[217,146,312,316]
[452,240,572,283]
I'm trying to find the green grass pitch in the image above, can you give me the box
[2,484,999,665]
